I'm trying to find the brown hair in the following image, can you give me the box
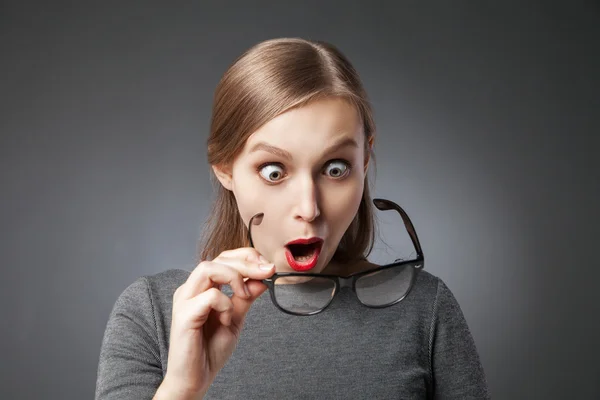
[198,37,377,263]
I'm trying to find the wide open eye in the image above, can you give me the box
[324,160,350,179]
[259,164,285,182]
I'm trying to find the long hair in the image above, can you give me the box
[198,37,377,263]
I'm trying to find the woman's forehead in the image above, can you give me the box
[243,98,363,150]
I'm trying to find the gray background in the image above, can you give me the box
[1,1,599,399]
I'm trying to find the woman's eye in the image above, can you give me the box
[324,160,350,178]
[259,164,285,182]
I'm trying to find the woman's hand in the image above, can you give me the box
[155,248,275,399]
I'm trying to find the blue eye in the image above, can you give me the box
[324,160,350,178]
[259,164,285,182]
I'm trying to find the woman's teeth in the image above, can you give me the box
[294,252,313,261]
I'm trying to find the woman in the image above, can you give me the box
[95,38,490,399]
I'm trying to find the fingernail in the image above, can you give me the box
[259,263,274,271]
[244,283,251,298]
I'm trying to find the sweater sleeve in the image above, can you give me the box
[95,277,164,399]
[430,279,491,399]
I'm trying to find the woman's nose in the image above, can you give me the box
[292,178,321,222]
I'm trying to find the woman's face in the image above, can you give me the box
[213,97,371,274]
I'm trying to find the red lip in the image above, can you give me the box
[286,237,323,246]
[285,237,323,271]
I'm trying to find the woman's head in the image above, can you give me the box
[200,37,376,273]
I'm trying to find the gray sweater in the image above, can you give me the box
[95,268,490,399]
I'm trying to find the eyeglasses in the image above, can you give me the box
[247,198,425,316]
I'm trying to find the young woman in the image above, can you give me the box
[95,38,490,399]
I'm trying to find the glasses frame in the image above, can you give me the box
[247,198,425,316]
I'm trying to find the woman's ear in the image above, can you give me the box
[364,135,374,173]
[212,164,233,191]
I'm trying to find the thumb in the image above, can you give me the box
[230,279,269,329]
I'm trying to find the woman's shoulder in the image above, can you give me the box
[410,268,446,307]
[141,268,192,302]
[143,268,191,288]
[414,268,443,292]
[115,268,191,310]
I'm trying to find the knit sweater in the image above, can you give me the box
[95,268,490,399]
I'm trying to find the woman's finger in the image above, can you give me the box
[179,287,234,327]
[218,247,269,264]
[178,262,248,300]
[179,259,275,301]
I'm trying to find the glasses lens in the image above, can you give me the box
[355,262,418,307]
[273,276,336,314]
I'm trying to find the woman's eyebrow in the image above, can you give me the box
[248,137,359,161]
[248,142,293,160]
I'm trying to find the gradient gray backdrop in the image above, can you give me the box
[1,1,599,399]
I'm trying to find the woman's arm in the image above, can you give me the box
[430,279,491,399]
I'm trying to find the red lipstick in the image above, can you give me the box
[285,237,323,272]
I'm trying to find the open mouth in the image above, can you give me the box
[285,238,323,271]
